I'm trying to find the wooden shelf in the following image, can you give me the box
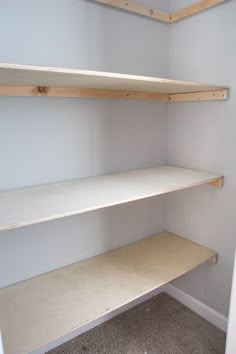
[0,166,223,232]
[0,63,228,101]
[0,231,217,354]
[94,0,227,23]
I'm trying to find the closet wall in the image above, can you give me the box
[167,0,236,316]
[0,0,169,287]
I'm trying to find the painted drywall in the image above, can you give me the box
[166,0,236,316]
[0,0,169,287]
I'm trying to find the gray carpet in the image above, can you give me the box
[47,293,226,354]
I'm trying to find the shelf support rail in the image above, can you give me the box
[0,86,229,102]
[208,177,224,187]
[93,0,227,24]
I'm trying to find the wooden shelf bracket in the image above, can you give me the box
[208,177,224,187]
[209,254,218,264]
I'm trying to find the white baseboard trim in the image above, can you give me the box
[165,283,228,332]
[31,286,166,354]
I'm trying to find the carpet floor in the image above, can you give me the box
[47,293,226,354]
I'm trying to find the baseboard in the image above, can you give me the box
[31,285,166,354]
[165,283,228,332]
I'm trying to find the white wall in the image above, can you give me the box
[0,0,169,287]
[166,0,236,316]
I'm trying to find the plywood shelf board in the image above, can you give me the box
[0,231,217,354]
[0,63,228,101]
[0,166,223,232]
[93,0,227,23]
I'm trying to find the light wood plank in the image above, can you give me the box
[94,0,227,23]
[0,85,169,101]
[0,231,217,354]
[94,0,170,23]
[168,89,228,102]
[0,166,223,232]
[0,63,228,98]
[0,86,229,102]
[170,0,226,23]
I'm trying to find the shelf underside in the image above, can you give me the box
[0,166,223,232]
[0,231,217,354]
[0,63,228,101]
